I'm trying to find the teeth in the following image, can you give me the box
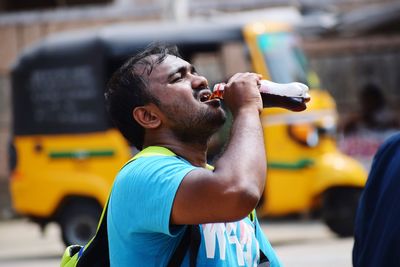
[200,92,211,102]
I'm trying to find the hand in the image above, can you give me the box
[223,72,263,116]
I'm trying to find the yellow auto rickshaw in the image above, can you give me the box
[9,17,366,247]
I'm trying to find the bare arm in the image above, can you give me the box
[171,73,266,224]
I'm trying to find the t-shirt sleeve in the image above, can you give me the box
[109,156,197,236]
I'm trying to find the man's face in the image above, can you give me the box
[145,54,226,143]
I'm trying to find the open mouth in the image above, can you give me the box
[197,90,221,108]
[198,91,212,102]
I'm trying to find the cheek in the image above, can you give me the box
[158,98,194,121]
[168,91,198,110]
[166,81,195,99]
[174,100,199,117]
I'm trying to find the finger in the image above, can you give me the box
[227,73,244,84]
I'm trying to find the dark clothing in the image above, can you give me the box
[353,133,400,267]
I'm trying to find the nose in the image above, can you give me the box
[191,74,208,90]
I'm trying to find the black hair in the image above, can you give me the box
[105,43,180,150]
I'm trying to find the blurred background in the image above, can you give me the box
[0,0,399,266]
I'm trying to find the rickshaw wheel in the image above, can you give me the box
[321,187,362,237]
[58,200,102,247]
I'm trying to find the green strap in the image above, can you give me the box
[122,146,177,168]
[90,146,178,243]
[96,146,176,231]
[248,209,256,223]
[132,146,177,159]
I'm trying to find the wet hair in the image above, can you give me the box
[105,43,180,150]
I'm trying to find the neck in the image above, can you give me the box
[143,132,209,167]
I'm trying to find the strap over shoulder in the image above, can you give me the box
[133,146,177,159]
[122,146,177,168]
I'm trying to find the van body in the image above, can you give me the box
[10,15,366,246]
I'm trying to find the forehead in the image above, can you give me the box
[146,54,190,82]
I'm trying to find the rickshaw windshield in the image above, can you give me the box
[257,32,308,85]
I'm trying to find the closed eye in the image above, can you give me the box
[168,68,186,83]
[171,74,182,83]
[167,65,198,83]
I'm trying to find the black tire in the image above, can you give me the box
[58,200,102,247]
[321,187,362,237]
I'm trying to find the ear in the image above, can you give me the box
[133,105,161,129]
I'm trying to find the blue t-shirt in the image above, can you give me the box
[107,154,282,266]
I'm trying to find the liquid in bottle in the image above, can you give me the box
[210,80,310,112]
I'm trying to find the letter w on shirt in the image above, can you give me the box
[203,223,227,260]
[202,222,258,266]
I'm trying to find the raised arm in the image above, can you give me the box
[171,73,266,225]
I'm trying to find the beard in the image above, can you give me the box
[158,100,226,145]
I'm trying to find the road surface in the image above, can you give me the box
[0,218,353,267]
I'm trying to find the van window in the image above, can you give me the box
[191,52,224,86]
[191,42,250,86]
[257,32,308,84]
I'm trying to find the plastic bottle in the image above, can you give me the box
[210,80,311,112]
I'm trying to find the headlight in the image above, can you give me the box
[288,123,319,147]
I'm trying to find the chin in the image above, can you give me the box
[209,108,226,127]
[207,115,226,136]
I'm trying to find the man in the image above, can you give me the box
[105,43,282,266]
[353,132,400,267]
[339,83,399,170]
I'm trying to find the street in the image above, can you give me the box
[0,218,353,267]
